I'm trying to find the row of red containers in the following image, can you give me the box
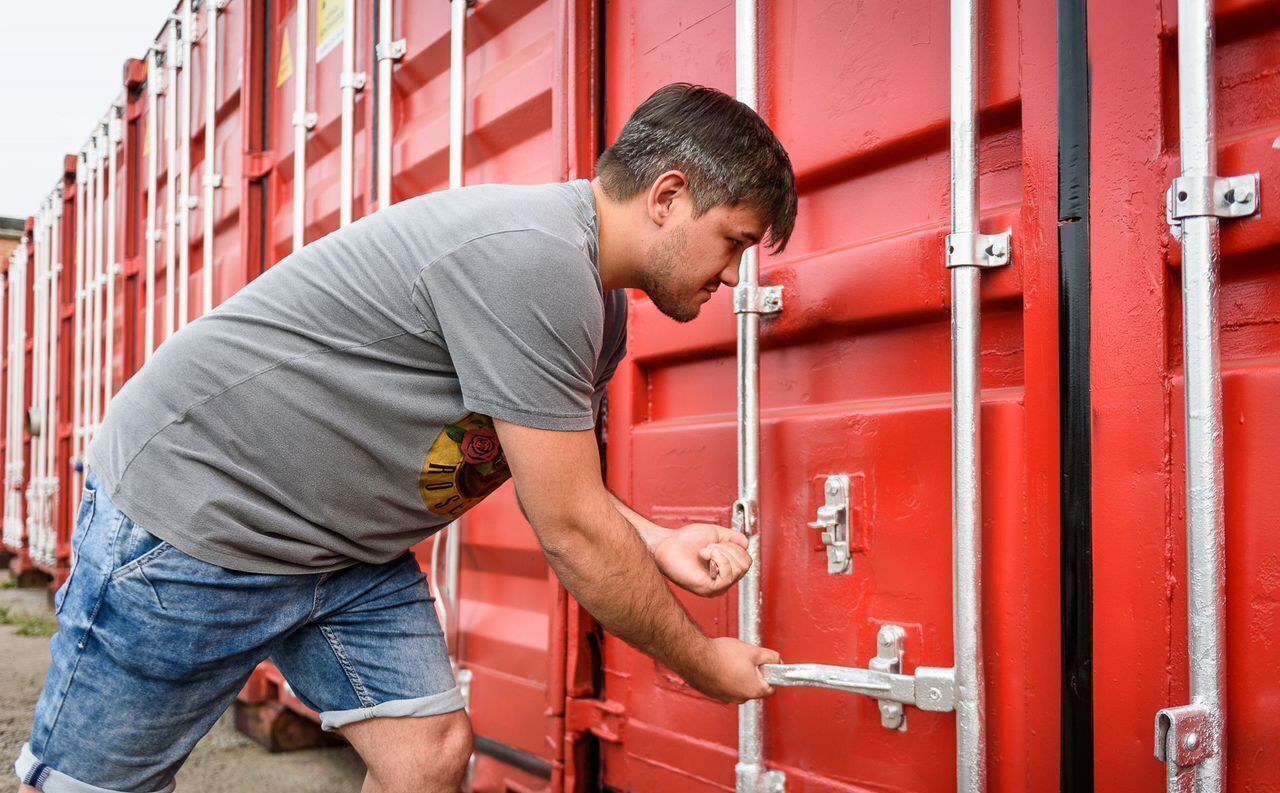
[4,0,1280,790]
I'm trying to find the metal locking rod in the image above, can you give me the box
[733,1,785,791]
[1153,0,1258,789]
[948,0,1011,787]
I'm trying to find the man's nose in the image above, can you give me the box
[721,263,742,288]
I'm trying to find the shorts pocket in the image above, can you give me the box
[108,519,173,581]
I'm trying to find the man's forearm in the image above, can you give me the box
[607,491,673,551]
[535,492,706,680]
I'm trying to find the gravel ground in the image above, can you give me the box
[0,570,367,792]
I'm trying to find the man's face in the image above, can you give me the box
[638,203,767,323]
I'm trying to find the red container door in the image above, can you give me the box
[601,0,1061,790]
[1090,0,1280,789]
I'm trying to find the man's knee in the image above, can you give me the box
[343,709,473,793]
[435,713,474,778]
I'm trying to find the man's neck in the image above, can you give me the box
[590,179,636,292]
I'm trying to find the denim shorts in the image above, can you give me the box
[14,474,463,793]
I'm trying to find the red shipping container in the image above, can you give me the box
[5,0,1280,790]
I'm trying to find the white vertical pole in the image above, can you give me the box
[339,0,362,226]
[146,47,162,358]
[28,205,45,562]
[72,154,86,497]
[375,0,399,208]
[106,105,121,414]
[166,18,180,339]
[2,250,12,550]
[91,127,105,442]
[10,240,28,546]
[203,0,223,315]
[293,0,312,251]
[179,1,194,327]
[46,188,62,562]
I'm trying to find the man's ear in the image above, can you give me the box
[646,170,688,228]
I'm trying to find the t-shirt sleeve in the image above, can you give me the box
[412,229,605,431]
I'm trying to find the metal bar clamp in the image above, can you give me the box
[376,39,407,61]
[1166,173,1260,239]
[945,230,1012,269]
[732,284,783,315]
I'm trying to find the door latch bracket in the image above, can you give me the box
[808,474,852,575]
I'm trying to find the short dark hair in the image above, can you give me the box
[596,83,797,253]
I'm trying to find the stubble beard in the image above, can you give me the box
[638,224,701,323]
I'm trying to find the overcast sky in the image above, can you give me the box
[0,1,179,219]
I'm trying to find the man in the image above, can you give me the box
[15,83,797,793]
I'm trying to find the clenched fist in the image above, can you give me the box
[654,523,753,597]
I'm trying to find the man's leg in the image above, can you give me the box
[340,710,473,793]
[14,477,314,792]
[271,550,468,792]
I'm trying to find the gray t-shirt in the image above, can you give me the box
[88,180,627,574]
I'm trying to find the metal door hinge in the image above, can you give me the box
[205,173,223,189]
[1166,173,1260,238]
[1155,704,1219,789]
[376,39,407,62]
[808,474,852,575]
[292,112,318,130]
[946,230,1012,269]
[762,626,955,733]
[566,697,626,744]
[732,284,783,315]
[341,72,368,91]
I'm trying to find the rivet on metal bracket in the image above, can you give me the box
[376,39,408,62]
[1166,173,1260,239]
[946,230,1012,269]
[1155,704,1218,767]
[869,626,906,730]
[732,284,783,315]
[341,72,368,91]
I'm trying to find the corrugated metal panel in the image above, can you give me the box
[601,0,1060,789]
